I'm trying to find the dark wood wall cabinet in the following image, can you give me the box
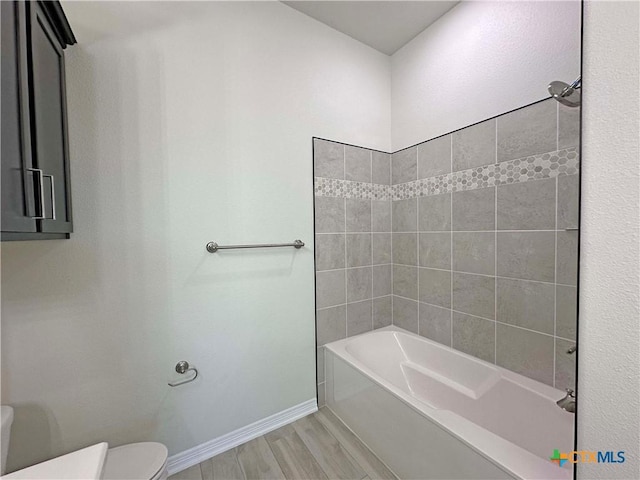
[1,1,76,241]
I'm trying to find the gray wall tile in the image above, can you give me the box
[315,197,345,233]
[555,338,576,390]
[452,232,495,275]
[418,134,451,179]
[419,232,451,269]
[315,234,345,271]
[418,194,451,231]
[419,303,452,346]
[392,198,417,232]
[557,174,579,229]
[345,145,371,183]
[496,278,554,334]
[372,200,391,232]
[497,177,556,230]
[373,296,392,329]
[393,265,418,300]
[452,272,495,319]
[393,233,418,265]
[392,296,419,334]
[452,119,496,171]
[557,231,578,285]
[346,199,371,232]
[347,300,373,337]
[497,99,557,161]
[556,285,577,340]
[314,105,580,389]
[372,264,392,297]
[316,269,346,308]
[314,138,344,179]
[558,104,580,149]
[452,188,495,231]
[418,268,451,308]
[316,305,346,345]
[317,347,324,383]
[496,323,554,386]
[372,233,391,265]
[347,267,372,302]
[346,234,371,267]
[372,151,391,185]
[497,232,555,282]
[392,147,417,185]
[452,312,495,363]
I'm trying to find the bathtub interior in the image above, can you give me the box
[345,331,502,399]
[327,327,574,479]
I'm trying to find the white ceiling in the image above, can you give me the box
[282,1,460,55]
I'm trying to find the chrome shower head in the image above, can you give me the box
[548,76,581,107]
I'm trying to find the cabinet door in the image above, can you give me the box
[28,1,73,233]
[1,1,38,233]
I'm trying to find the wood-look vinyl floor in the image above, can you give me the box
[168,407,397,480]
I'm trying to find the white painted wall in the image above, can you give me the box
[578,1,640,478]
[391,1,582,150]
[0,1,390,471]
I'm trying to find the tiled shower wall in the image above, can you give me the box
[314,97,580,404]
[313,140,392,405]
[389,98,580,391]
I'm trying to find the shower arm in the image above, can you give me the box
[561,76,581,97]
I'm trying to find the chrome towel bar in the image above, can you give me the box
[206,239,304,253]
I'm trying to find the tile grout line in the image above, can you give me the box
[556,101,560,152]
[553,175,559,388]
[264,428,288,479]
[450,134,454,347]
[343,145,348,340]
[416,145,420,335]
[494,119,498,365]
[319,229,572,235]
[370,150,374,332]
[390,152,394,328]
[387,265,575,288]
[392,294,574,342]
[319,264,392,273]
[235,446,248,480]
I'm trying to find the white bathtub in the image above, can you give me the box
[324,326,574,480]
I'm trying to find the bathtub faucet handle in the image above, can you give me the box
[556,388,576,413]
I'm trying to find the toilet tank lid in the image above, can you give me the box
[103,442,168,480]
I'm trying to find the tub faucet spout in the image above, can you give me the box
[556,388,576,413]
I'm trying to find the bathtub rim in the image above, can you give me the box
[324,326,573,480]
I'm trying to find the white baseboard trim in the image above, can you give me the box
[167,398,318,475]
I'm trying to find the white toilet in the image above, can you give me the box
[1,405,168,480]
[102,442,168,480]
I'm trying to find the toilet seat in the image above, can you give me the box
[102,442,168,480]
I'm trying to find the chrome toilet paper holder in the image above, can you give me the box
[168,361,198,387]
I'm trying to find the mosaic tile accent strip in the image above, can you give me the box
[315,147,579,201]
[392,147,580,201]
[314,177,391,200]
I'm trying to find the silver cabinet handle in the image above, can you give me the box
[43,174,56,220]
[26,168,46,219]
[25,169,56,220]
